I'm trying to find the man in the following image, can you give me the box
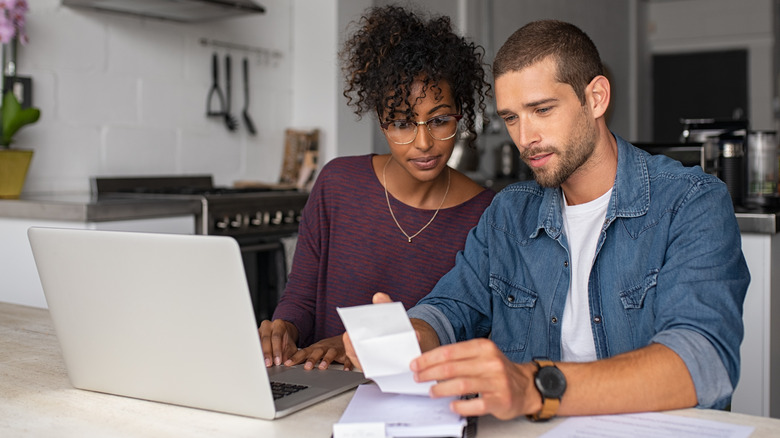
[345,19,750,421]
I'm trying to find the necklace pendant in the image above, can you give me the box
[407,237,413,243]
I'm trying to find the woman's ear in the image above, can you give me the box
[586,75,611,120]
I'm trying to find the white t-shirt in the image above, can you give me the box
[560,188,612,362]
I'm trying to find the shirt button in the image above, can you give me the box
[507,295,515,303]
[563,260,569,268]
[551,316,558,324]
[594,316,602,323]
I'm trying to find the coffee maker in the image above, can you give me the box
[681,118,780,209]
[680,118,748,206]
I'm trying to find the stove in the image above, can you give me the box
[92,175,310,323]
[92,175,309,237]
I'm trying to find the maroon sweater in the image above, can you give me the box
[272,154,495,347]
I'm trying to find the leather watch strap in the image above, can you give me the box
[531,395,560,421]
[530,358,562,421]
[535,358,555,368]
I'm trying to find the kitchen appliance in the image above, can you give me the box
[632,142,706,169]
[496,141,519,178]
[680,118,749,177]
[745,130,780,208]
[447,132,481,173]
[718,136,746,206]
[62,0,265,23]
[92,175,309,324]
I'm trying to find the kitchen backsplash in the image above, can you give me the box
[17,0,294,194]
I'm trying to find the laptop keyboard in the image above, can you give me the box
[271,381,309,400]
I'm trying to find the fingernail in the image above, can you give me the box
[274,356,281,366]
[284,359,292,366]
[304,361,313,370]
[265,358,271,367]
[319,362,327,370]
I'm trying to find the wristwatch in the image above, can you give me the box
[529,357,566,421]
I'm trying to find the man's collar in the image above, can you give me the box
[534,133,649,237]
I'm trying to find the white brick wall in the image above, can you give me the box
[16,0,294,194]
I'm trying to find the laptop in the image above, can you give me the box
[27,227,367,419]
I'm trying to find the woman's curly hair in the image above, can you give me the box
[340,5,490,139]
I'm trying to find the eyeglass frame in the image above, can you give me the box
[379,114,463,145]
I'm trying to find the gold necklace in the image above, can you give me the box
[382,157,451,243]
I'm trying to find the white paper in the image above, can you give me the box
[335,383,465,438]
[540,412,755,438]
[337,302,434,395]
[332,422,385,438]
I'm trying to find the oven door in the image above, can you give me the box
[234,234,289,325]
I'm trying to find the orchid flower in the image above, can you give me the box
[0,0,27,45]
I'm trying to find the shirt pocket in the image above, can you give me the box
[489,275,538,353]
[617,269,658,340]
[618,269,658,309]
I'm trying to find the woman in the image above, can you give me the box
[259,5,494,371]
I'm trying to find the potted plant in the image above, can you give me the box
[0,0,40,199]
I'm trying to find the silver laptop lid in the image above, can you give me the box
[28,227,276,419]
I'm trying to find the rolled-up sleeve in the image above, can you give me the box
[652,329,734,409]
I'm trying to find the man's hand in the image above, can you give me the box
[410,338,540,420]
[258,319,298,367]
[283,334,353,371]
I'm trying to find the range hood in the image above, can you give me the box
[63,0,265,23]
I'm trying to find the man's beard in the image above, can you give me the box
[521,110,597,188]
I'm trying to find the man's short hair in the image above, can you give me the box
[493,20,604,104]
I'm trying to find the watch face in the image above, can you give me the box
[536,366,567,399]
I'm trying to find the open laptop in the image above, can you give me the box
[27,227,367,419]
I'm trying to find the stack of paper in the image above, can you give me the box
[333,383,466,438]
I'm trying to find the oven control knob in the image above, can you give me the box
[215,216,230,230]
[250,212,262,226]
[284,209,296,224]
[230,214,244,229]
[271,210,283,225]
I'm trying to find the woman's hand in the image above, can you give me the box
[258,319,299,367]
[284,335,354,371]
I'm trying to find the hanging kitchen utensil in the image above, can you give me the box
[242,57,257,135]
[206,52,225,117]
[223,54,239,131]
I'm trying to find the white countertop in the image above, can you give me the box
[3,302,780,437]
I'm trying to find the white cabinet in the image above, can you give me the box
[731,232,780,417]
[0,216,194,308]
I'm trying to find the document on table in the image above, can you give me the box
[539,412,754,438]
[337,302,434,395]
[333,383,465,438]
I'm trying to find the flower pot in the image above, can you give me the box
[0,149,33,199]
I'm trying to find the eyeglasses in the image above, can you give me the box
[380,114,463,145]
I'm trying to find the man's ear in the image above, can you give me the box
[586,75,610,119]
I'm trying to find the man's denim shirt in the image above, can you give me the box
[408,134,750,409]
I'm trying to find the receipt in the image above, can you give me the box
[337,302,434,395]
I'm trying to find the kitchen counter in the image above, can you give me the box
[1,193,777,233]
[734,209,780,234]
[0,193,202,222]
[3,301,780,437]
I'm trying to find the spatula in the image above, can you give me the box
[223,54,239,131]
